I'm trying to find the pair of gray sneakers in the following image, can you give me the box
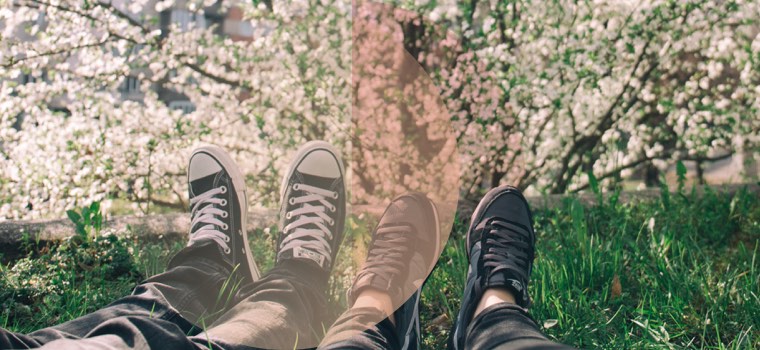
[186,141,345,283]
[185,141,441,350]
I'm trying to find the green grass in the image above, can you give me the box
[1,187,758,349]
[422,187,759,349]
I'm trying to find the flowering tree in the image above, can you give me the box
[1,0,759,219]
[0,0,351,219]
[399,0,760,194]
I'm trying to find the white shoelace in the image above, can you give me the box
[189,186,231,254]
[279,183,338,264]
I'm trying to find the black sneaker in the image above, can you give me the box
[275,141,346,273]
[449,185,535,350]
[186,145,260,282]
[349,193,441,350]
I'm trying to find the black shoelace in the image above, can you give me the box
[355,223,413,289]
[482,219,533,283]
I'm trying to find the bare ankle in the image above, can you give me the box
[353,289,396,325]
[473,287,516,320]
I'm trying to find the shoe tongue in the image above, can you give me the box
[380,201,406,223]
[293,173,337,227]
[298,172,336,192]
[289,173,338,255]
[474,216,496,235]
[189,172,223,234]
[190,173,219,197]
[379,198,421,226]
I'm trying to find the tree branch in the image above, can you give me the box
[2,37,116,68]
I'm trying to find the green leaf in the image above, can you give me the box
[75,223,87,237]
[676,161,687,177]
[94,212,103,231]
[82,207,91,226]
[676,160,687,194]
[90,201,100,215]
[571,200,586,238]
[66,210,82,224]
[588,171,600,196]
[659,174,671,209]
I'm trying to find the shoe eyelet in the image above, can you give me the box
[328,218,334,226]
[221,212,228,218]
[220,186,227,194]
[222,223,229,230]
[224,248,231,254]
[292,184,300,191]
[220,199,227,206]
[286,212,292,219]
[288,198,296,205]
[329,205,336,212]
[331,192,339,199]
[224,236,230,242]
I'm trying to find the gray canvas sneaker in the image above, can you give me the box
[275,141,346,274]
[186,145,260,283]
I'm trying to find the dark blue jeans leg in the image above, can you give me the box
[318,307,397,350]
[464,303,576,350]
[0,242,237,349]
[318,303,577,350]
[191,260,331,350]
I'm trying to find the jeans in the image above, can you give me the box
[0,243,325,350]
[0,242,573,350]
[320,303,576,350]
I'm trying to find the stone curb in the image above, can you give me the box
[1,184,756,257]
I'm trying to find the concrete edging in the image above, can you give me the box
[1,184,757,256]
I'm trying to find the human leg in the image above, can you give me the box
[0,145,260,349]
[192,141,347,349]
[320,193,440,350]
[449,185,575,350]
